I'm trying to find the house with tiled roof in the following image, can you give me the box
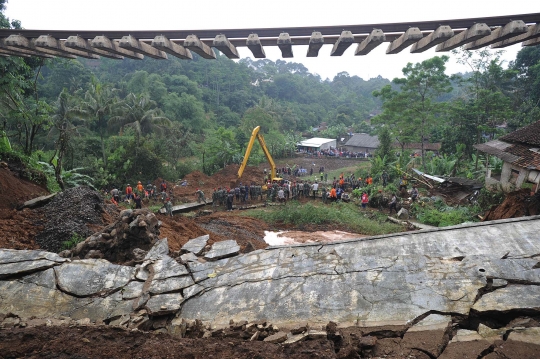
[343,133,380,154]
[474,120,540,193]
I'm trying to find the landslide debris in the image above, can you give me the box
[60,208,161,265]
[35,186,117,253]
[483,189,539,221]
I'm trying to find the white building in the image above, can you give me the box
[297,138,336,152]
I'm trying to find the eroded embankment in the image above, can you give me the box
[1,215,540,358]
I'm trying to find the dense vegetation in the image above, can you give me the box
[1,2,539,193]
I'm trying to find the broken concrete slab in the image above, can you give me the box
[145,293,183,315]
[0,259,60,279]
[507,327,540,345]
[264,331,288,343]
[0,279,92,319]
[144,238,169,260]
[183,284,205,299]
[121,281,144,300]
[150,256,189,279]
[204,240,240,261]
[54,259,135,297]
[148,276,194,294]
[408,314,452,332]
[472,285,540,313]
[180,252,199,263]
[450,329,485,342]
[181,235,209,255]
[477,323,506,343]
[0,249,67,264]
[19,268,56,289]
[19,193,57,210]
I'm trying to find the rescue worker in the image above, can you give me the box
[329,187,337,202]
[411,186,419,202]
[381,170,389,187]
[133,192,142,209]
[125,184,133,200]
[389,194,398,214]
[110,188,120,204]
[321,187,328,204]
[195,188,206,204]
[136,181,144,194]
[226,190,234,211]
[164,197,173,217]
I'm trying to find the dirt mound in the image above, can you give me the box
[0,208,41,250]
[35,187,116,253]
[0,166,48,210]
[159,212,269,253]
[171,165,264,201]
[62,209,161,264]
[483,189,539,221]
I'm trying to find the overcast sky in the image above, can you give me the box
[4,0,539,80]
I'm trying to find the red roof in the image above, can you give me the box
[500,120,540,146]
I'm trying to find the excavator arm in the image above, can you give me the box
[238,126,277,181]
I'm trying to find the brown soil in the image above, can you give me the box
[0,208,42,250]
[171,165,267,201]
[483,188,539,221]
[2,323,539,359]
[0,326,337,359]
[0,166,48,210]
[0,166,49,250]
[158,211,269,253]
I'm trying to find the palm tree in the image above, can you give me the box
[108,93,171,150]
[81,77,119,167]
[49,89,87,190]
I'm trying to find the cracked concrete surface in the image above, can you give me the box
[0,216,539,333]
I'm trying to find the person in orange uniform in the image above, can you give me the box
[125,184,133,200]
[366,175,373,185]
[136,181,144,193]
[329,187,337,202]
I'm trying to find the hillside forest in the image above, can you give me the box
[1,3,540,191]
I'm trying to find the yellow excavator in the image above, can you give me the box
[234,126,282,188]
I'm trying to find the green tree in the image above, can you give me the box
[109,93,171,149]
[373,56,452,170]
[451,49,515,169]
[375,126,395,163]
[80,77,119,166]
[49,90,87,190]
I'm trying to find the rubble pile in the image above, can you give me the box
[35,186,113,253]
[61,209,161,264]
[484,188,539,221]
[1,215,540,358]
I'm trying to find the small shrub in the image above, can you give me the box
[61,233,86,251]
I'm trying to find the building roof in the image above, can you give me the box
[500,120,540,146]
[474,139,540,171]
[393,142,442,151]
[474,120,540,170]
[344,133,380,148]
[298,138,336,148]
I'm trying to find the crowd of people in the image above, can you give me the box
[106,168,418,217]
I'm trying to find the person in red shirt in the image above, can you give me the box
[361,192,369,209]
[125,184,133,200]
